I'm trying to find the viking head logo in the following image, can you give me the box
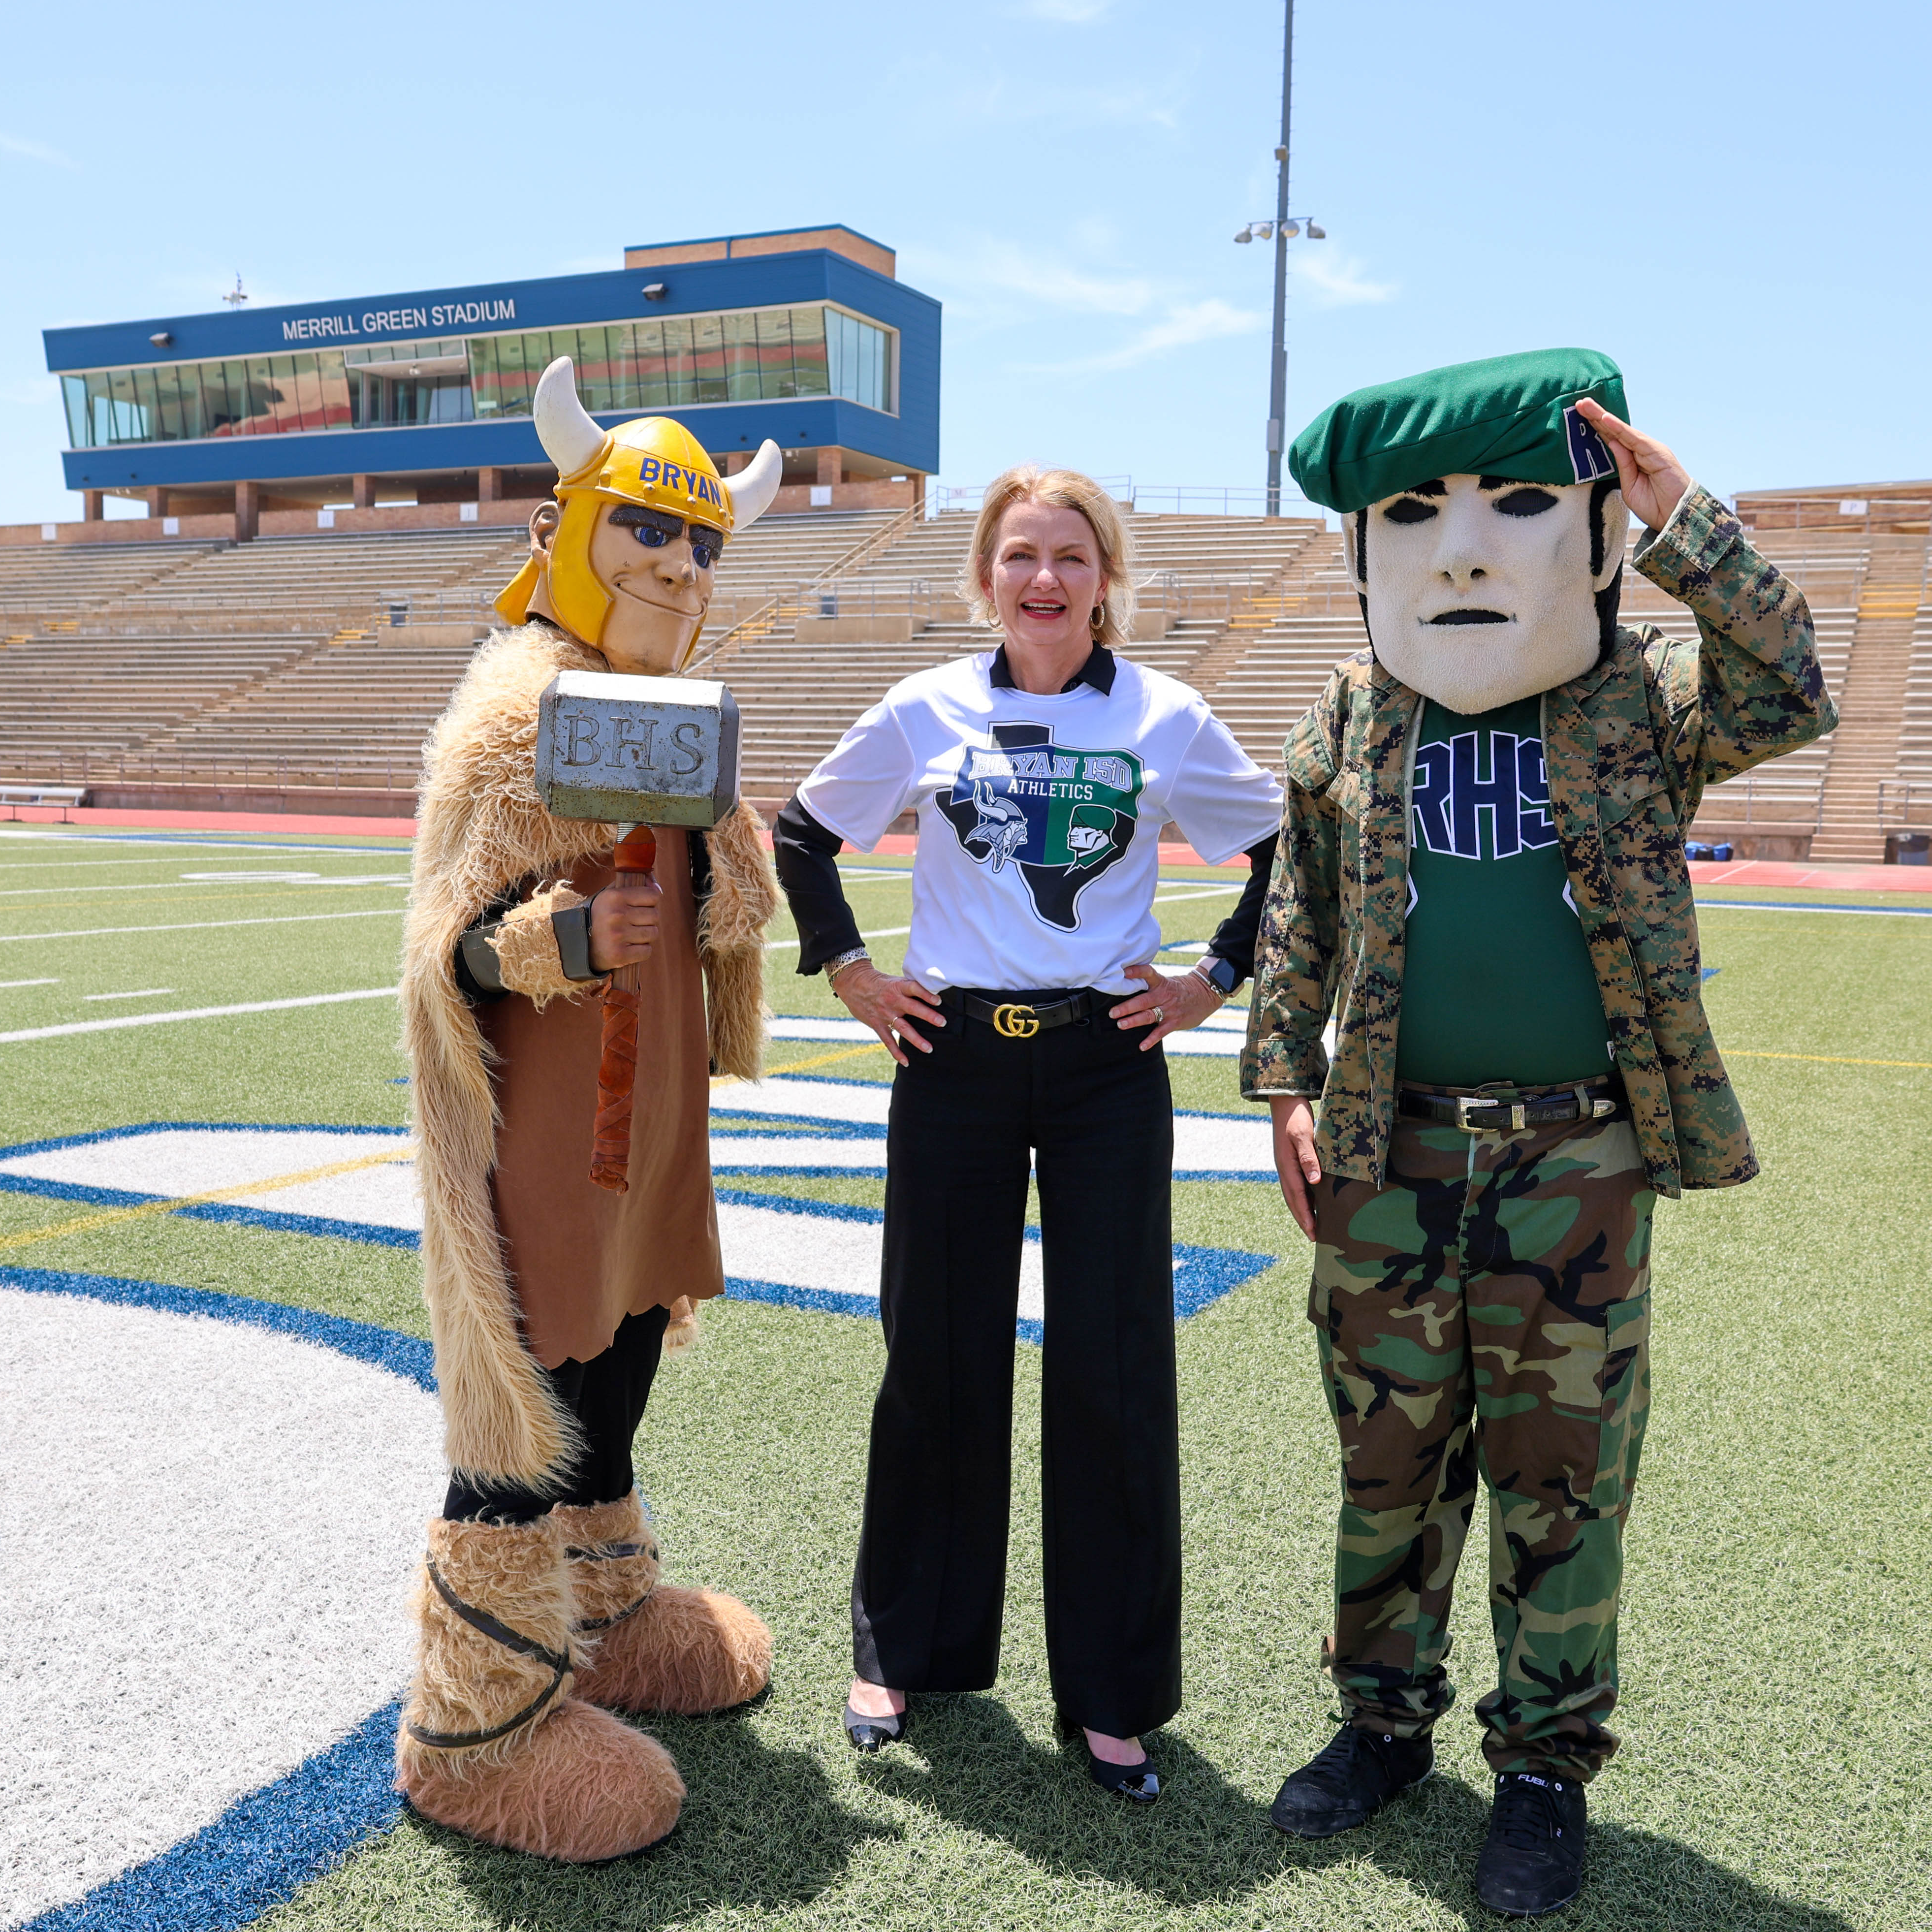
[968,780,1029,873]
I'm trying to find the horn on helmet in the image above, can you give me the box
[723,439,783,531]
[532,357,606,479]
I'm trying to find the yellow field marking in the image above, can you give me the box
[1729,1048,1932,1071]
[0,1145,412,1255]
[711,1040,890,1089]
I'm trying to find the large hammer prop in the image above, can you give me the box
[535,668,742,1192]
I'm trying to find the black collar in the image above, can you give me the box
[988,643,1115,695]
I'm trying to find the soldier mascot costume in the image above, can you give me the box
[396,358,782,1860]
[1244,350,1834,1916]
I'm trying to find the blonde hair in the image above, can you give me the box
[960,465,1136,651]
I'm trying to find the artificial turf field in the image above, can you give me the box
[1,821,1927,1932]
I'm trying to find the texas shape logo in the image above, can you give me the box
[936,722,1143,930]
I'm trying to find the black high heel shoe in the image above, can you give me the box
[1056,1709,1160,1803]
[843,1699,909,1753]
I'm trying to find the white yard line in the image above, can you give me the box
[0,831,408,857]
[0,987,398,1045]
[0,978,57,989]
[0,877,407,899]
[0,909,407,946]
[767,924,911,953]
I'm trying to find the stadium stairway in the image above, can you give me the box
[1808,534,1930,862]
[1890,596,1932,827]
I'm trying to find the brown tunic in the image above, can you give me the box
[475,828,723,1368]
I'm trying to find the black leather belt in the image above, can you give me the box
[941,987,1105,1039]
[1399,1077,1625,1133]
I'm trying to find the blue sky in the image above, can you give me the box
[2,0,1925,524]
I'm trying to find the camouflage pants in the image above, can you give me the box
[1309,1108,1654,1780]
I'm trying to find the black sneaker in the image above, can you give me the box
[1474,1772,1587,1917]
[1270,1721,1434,1837]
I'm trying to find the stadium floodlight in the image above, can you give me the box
[221,273,248,309]
[1234,215,1323,243]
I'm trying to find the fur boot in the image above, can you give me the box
[555,1491,773,1716]
[395,1514,685,1860]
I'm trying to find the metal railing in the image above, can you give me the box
[1698,769,1829,827]
[1878,780,1927,829]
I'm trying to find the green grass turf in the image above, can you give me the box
[2,829,1927,1930]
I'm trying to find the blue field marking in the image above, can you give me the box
[0,1123,1282,1335]
[0,1265,436,1389]
[5,1267,427,1931]
[1695,896,1932,918]
[713,1184,1277,1345]
[19,1701,404,1932]
[0,1120,419,1247]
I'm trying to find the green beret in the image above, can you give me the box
[1289,348,1627,513]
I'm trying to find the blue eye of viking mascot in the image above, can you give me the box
[1248,349,1835,1917]
[395,358,783,1860]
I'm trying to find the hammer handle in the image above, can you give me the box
[589,824,659,1194]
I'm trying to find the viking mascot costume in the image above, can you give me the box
[1244,351,1833,1916]
[398,358,781,1860]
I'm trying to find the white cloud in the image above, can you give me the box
[0,132,75,169]
[1016,298,1267,375]
[1288,249,1397,307]
[898,240,1156,328]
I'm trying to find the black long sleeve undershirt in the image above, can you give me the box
[776,792,1278,993]
[1203,831,1278,992]
[773,793,863,976]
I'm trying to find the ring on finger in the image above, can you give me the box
[1152,1005,1165,1025]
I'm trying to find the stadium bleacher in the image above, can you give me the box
[0,500,1926,860]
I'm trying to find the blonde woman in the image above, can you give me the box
[772,466,1284,1800]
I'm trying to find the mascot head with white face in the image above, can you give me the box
[1291,348,1632,715]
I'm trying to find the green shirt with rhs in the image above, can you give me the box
[1395,695,1613,1088]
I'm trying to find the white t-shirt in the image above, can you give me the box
[795,650,1284,995]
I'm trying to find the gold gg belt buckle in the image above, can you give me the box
[992,1002,1040,1039]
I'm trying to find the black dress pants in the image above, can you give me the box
[852,993,1183,1740]
[443,1303,670,1523]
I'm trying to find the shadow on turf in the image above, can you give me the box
[859,1698,1856,1928]
[418,1708,899,1927]
[412,1698,1855,1928]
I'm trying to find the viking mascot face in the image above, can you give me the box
[1298,348,1634,714]
[498,356,783,674]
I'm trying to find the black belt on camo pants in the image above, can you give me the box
[1398,1075,1626,1134]
[939,987,1106,1039]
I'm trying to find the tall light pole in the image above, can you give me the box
[1266,1,1294,516]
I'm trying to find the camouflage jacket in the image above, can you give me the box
[1240,484,1836,1197]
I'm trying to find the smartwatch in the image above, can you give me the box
[1196,954,1240,999]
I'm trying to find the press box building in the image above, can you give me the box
[35,224,938,543]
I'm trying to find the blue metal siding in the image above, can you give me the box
[47,251,941,487]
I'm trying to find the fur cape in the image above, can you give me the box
[402,621,777,1488]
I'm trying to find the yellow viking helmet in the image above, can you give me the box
[497,356,783,644]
